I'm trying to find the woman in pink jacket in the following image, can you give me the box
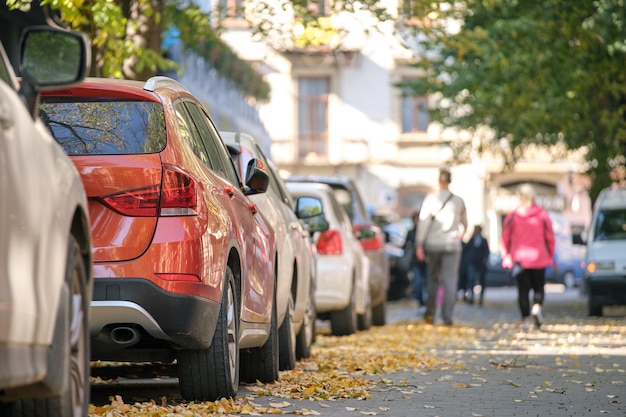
[501,183,555,331]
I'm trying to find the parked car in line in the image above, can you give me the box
[286,182,371,336]
[286,176,389,326]
[381,221,412,300]
[0,26,93,417]
[39,76,279,400]
[222,131,318,367]
[582,186,626,316]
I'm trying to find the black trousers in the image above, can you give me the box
[515,268,546,318]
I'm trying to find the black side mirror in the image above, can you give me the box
[244,158,269,195]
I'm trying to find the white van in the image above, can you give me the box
[583,186,626,316]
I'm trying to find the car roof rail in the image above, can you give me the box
[144,76,188,93]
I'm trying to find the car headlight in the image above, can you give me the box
[586,260,615,273]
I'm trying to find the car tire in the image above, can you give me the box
[588,296,603,317]
[358,292,372,331]
[296,290,316,360]
[240,282,279,383]
[178,266,239,401]
[278,295,296,371]
[371,297,387,326]
[0,237,90,417]
[563,271,575,289]
[330,281,357,336]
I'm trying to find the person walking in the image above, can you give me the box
[416,168,468,325]
[501,183,555,331]
[403,210,428,309]
[464,225,490,306]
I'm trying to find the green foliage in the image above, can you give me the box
[164,2,270,101]
[7,0,268,101]
[403,0,626,199]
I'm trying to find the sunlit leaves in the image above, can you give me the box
[404,0,626,198]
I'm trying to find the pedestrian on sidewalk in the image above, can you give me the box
[416,168,467,326]
[501,183,555,331]
[464,225,490,306]
[403,210,428,309]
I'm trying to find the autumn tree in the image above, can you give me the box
[403,0,626,199]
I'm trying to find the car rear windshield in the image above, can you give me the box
[40,99,166,155]
[594,208,626,241]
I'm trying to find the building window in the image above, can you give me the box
[401,81,428,133]
[298,77,329,159]
[218,0,244,19]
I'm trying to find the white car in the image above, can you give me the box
[222,131,318,368]
[286,182,371,336]
[583,186,626,316]
[0,25,92,417]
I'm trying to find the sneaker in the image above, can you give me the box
[531,304,543,328]
[521,320,530,332]
[423,315,434,324]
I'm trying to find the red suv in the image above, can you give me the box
[40,77,278,400]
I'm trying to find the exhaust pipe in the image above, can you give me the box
[110,326,141,346]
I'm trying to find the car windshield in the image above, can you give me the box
[40,99,167,155]
[593,208,626,241]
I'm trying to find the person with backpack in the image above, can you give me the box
[501,183,556,331]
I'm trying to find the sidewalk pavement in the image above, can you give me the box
[250,287,626,416]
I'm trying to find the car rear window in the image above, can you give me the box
[40,99,166,155]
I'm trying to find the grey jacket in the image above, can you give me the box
[416,189,467,253]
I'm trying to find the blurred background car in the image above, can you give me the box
[222,131,317,366]
[40,76,278,400]
[582,186,626,316]
[287,175,389,326]
[483,253,515,287]
[287,182,371,336]
[545,211,585,288]
[0,21,93,417]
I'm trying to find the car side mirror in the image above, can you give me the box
[243,158,269,195]
[295,196,329,233]
[18,26,90,118]
[356,226,377,240]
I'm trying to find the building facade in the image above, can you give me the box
[211,0,592,249]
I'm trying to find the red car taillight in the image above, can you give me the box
[317,229,343,255]
[160,165,198,216]
[100,165,198,217]
[354,224,384,251]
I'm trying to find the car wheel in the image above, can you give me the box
[278,295,296,371]
[588,296,603,317]
[0,237,90,417]
[357,291,372,331]
[178,266,239,400]
[296,290,316,360]
[330,280,358,336]
[240,282,279,383]
[371,297,387,326]
[563,271,575,289]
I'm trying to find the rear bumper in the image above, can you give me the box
[315,257,352,313]
[91,278,220,357]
